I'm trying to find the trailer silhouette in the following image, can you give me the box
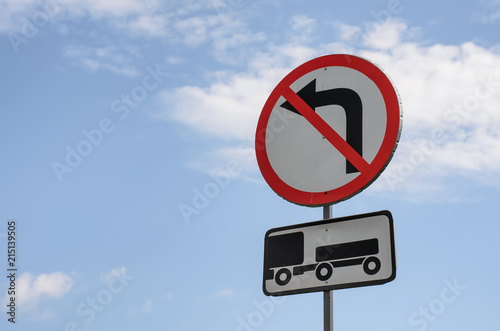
[264,232,381,286]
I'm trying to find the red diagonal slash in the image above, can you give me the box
[282,86,370,173]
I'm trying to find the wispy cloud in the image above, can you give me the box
[0,0,41,33]
[473,0,500,23]
[100,266,129,284]
[165,292,175,301]
[213,288,235,299]
[128,299,154,316]
[0,0,162,34]
[288,14,318,44]
[0,0,215,39]
[2,0,262,75]
[63,44,140,76]
[174,14,221,46]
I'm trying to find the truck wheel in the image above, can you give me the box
[363,256,381,275]
[316,263,333,281]
[275,268,292,286]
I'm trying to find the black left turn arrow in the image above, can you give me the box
[280,79,363,174]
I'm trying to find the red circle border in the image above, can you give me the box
[255,54,402,206]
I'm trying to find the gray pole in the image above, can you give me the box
[323,205,333,331]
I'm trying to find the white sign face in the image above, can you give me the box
[263,211,396,296]
[267,66,386,192]
[255,55,402,206]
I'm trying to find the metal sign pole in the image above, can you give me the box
[323,205,333,331]
[324,291,333,331]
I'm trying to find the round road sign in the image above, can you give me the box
[255,54,402,206]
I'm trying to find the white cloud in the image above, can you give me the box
[183,145,259,184]
[213,288,235,298]
[353,31,500,198]
[141,299,153,312]
[159,70,278,141]
[362,19,407,50]
[160,18,500,200]
[0,0,157,33]
[166,55,185,65]
[128,299,153,316]
[289,14,317,43]
[211,29,266,63]
[2,271,73,317]
[101,266,128,284]
[169,10,265,64]
[336,22,360,41]
[473,0,500,23]
[0,0,196,39]
[59,0,172,38]
[290,14,316,32]
[123,14,170,37]
[2,0,264,76]
[174,15,220,46]
[0,0,40,33]
[71,0,149,18]
[63,44,140,76]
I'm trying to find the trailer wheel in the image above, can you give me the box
[316,263,333,281]
[275,268,292,286]
[363,256,381,275]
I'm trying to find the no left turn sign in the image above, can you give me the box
[255,54,402,206]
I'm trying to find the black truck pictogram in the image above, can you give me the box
[264,232,381,286]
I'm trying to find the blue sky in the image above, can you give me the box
[1,0,500,330]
